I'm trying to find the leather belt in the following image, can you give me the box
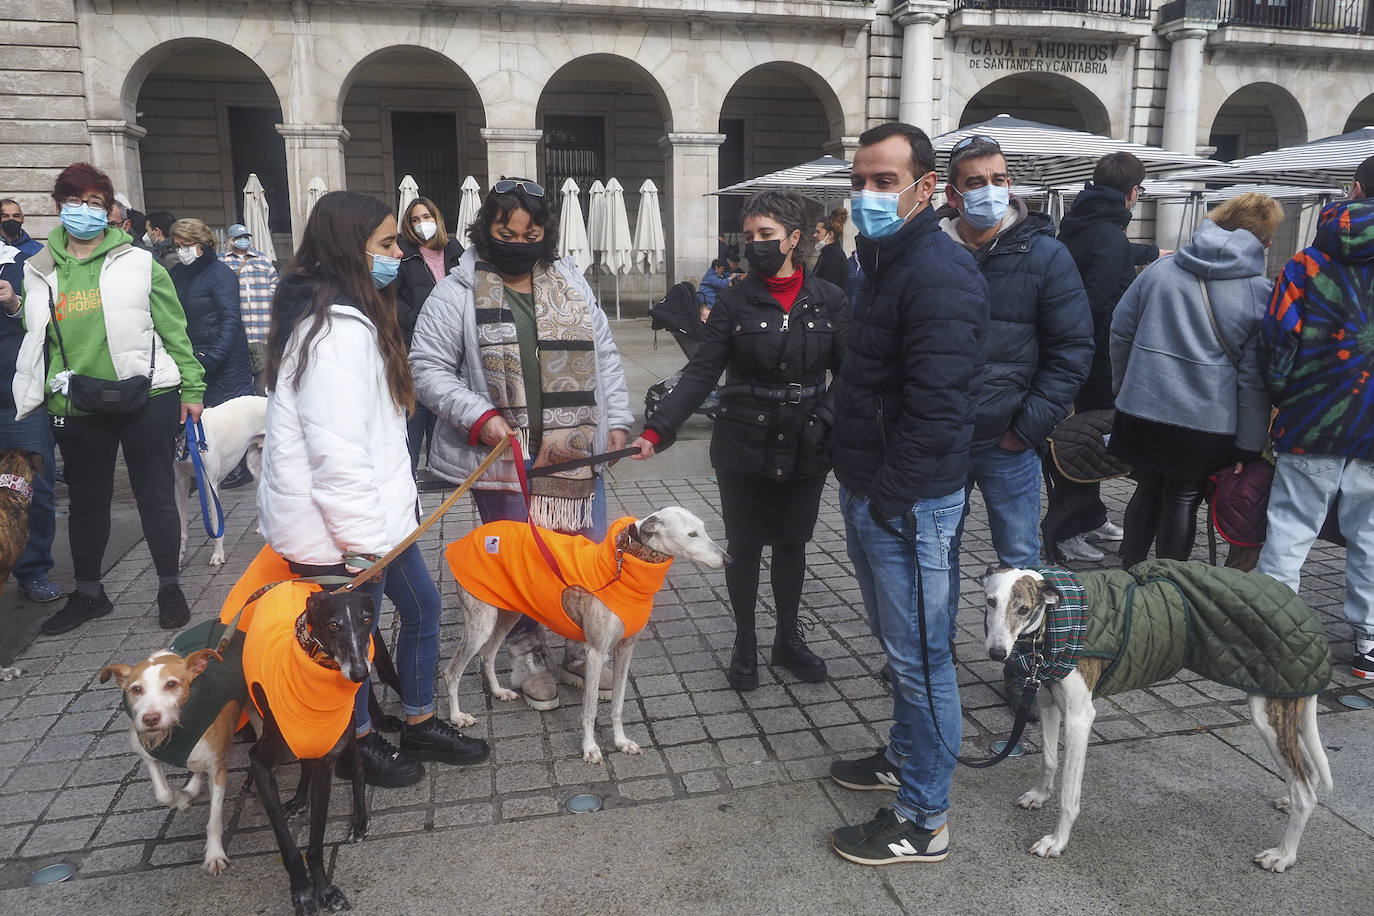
[718,382,825,405]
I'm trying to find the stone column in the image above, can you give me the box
[480,128,544,185]
[86,120,148,208]
[1156,6,1217,248]
[893,1,948,134]
[276,123,350,248]
[661,132,726,285]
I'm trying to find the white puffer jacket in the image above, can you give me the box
[257,303,418,566]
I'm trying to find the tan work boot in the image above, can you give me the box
[560,641,613,699]
[508,626,559,710]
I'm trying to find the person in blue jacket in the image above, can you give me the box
[168,218,254,408]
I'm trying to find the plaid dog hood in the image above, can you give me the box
[1008,566,1088,685]
[446,516,672,642]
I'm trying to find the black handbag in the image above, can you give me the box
[47,283,155,415]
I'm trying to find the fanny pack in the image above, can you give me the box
[47,283,155,415]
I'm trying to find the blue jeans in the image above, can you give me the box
[841,485,965,829]
[1259,453,1374,642]
[350,543,442,731]
[948,445,1043,639]
[0,405,56,582]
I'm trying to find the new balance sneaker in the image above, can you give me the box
[1352,649,1374,680]
[1057,534,1106,563]
[829,747,901,792]
[831,807,950,866]
[1086,520,1124,542]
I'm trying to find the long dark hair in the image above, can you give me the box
[265,191,415,413]
[466,178,560,269]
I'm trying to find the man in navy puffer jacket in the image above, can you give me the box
[939,138,1091,588]
[827,124,989,868]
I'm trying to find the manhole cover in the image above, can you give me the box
[990,741,1025,757]
[29,863,75,886]
[566,793,603,814]
[1338,694,1373,710]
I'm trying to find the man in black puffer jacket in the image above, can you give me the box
[827,124,989,868]
[1050,152,1165,560]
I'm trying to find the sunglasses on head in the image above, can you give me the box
[951,134,1002,154]
[492,179,545,198]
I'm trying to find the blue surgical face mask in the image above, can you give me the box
[954,184,1011,231]
[850,175,930,240]
[233,237,251,251]
[367,250,400,288]
[60,202,109,240]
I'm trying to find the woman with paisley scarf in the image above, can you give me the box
[410,178,634,710]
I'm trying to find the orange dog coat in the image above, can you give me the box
[222,545,373,760]
[446,516,672,642]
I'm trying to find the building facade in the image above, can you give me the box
[3,0,1372,289]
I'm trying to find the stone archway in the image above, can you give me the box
[1208,83,1307,160]
[959,73,1113,136]
[1345,93,1374,135]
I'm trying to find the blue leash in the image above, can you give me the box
[181,418,224,538]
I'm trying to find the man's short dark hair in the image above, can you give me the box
[1353,155,1374,198]
[1092,152,1147,196]
[857,122,937,178]
[710,259,726,270]
[127,207,146,237]
[948,138,1005,186]
[146,209,175,235]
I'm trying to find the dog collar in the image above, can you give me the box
[294,612,341,671]
[0,473,32,503]
[615,527,671,566]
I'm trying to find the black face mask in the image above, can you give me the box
[744,239,788,278]
[0,219,20,239]
[485,238,543,277]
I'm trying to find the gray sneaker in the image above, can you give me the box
[830,747,901,792]
[509,630,560,711]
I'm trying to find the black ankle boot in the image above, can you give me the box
[772,618,827,683]
[726,632,758,691]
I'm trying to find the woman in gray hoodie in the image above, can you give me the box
[1108,192,1282,567]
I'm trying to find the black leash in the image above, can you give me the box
[871,510,1041,769]
[526,446,640,477]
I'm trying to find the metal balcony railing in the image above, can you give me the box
[1159,0,1373,33]
[951,0,1154,19]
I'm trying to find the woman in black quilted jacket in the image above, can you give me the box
[632,189,848,691]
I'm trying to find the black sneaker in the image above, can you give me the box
[829,746,901,792]
[400,716,490,765]
[339,731,425,788]
[831,807,950,866]
[1353,649,1374,679]
[219,460,254,490]
[39,588,113,636]
[157,584,191,630]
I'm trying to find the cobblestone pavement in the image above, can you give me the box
[0,462,1367,893]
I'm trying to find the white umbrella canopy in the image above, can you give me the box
[306,176,328,213]
[586,180,608,257]
[712,155,852,205]
[932,114,1222,187]
[397,175,420,222]
[1166,126,1374,187]
[632,179,665,274]
[601,179,634,319]
[455,175,482,244]
[241,172,276,262]
[557,178,592,273]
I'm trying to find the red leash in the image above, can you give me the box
[509,436,573,588]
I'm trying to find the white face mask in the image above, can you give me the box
[415,220,438,241]
[175,246,198,266]
[141,232,152,246]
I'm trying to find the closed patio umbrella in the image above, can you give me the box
[397,175,420,222]
[586,179,607,304]
[601,178,634,319]
[242,172,276,262]
[557,178,592,273]
[455,176,482,244]
[632,178,665,307]
[306,176,328,213]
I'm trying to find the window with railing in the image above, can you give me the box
[951,0,1154,18]
[1160,0,1373,32]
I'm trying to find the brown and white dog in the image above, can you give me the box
[445,507,728,763]
[983,566,1333,873]
[0,448,48,680]
[99,649,241,875]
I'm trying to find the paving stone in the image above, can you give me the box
[608,748,666,780]
[691,689,744,714]
[92,808,172,848]
[701,713,756,740]
[617,777,675,801]
[648,718,707,746]
[19,815,101,856]
[431,802,494,828]
[499,795,559,820]
[716,736,767,765]
[726,760,784,789]
[2,760,79,794]
[662,743,722,773]
[766,731,826,760]
[79,842,148,874]
[494,763,553,793]
[753,707,810,734]
[42,783,120,821]
[0,789,56,825]
[680,770,724,794]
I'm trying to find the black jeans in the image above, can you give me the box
[1120,470,1207,568]
[53,390,181,581]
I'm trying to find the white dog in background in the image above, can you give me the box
[175,395,268,567]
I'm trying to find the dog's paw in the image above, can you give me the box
[292,887,320,916]
[282,795,308,819]
[583,745,604,764]
[1254,847,1296,872]
[1029,834,1066,858]
[1273,796,1291,813]
[202,853,230,876]
[1016,790,1047,810]
[493,687,518,702]
[615,738,642,756]
[320,886,351,912]
[209,552,226,567]
[345,820,368,844]
[449,712,478,729]
[0,665,23,681]
[169,789,194,812]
